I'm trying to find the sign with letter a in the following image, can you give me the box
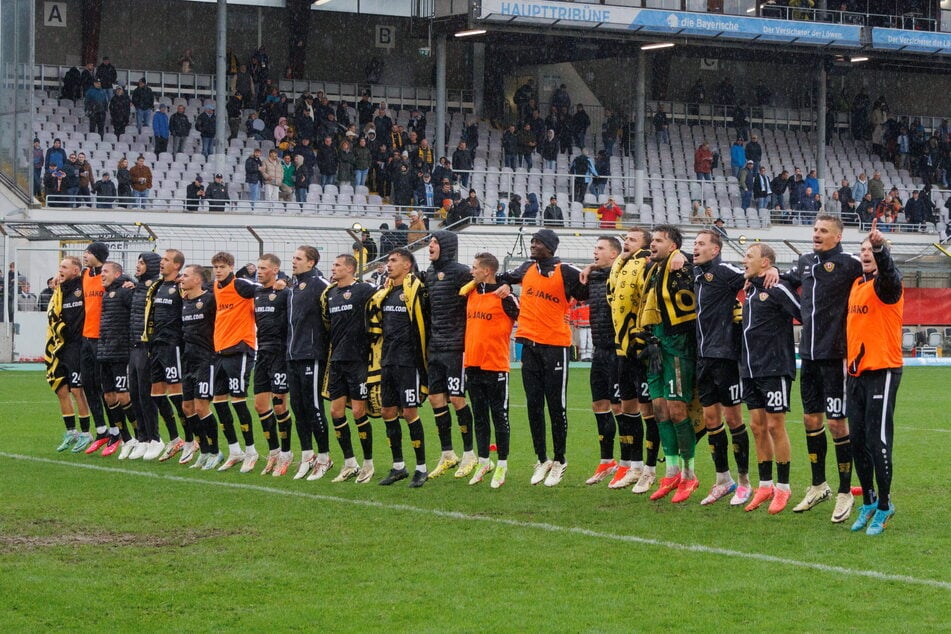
[44,2,66,27]
[376,25,395,49]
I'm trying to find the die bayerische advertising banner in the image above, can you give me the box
[478,0,863,47]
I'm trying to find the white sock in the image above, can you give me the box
[479,457,490,465]
[716,471,734,486]
[393,461,405,470]
[462,450,475,459]
[345,457,358,468]
[362,458,374,468]
[108,427,119,436]
[665,465,680,478]
[96,425,107,435]
[619,460,631,468]
[268,448,280,456]
[776,482,791,492]
[228,442,242,454]
[759,480,774,488]
[317,452,330,462]
[600,458,612,464]
[416,464,427,473]
[245,444,256,454]
[633,460,645,470]
[497,459,507,467]
[301,449,314,461]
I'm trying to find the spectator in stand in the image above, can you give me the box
[245,148,264,205]
[733,103,750,142]
[84,80,108,136]
[293,155,310,207]
[206,173,229,212]
[852,171,868,203]
[278,154,297,202]
[451,142,472,187]
[354,136,372,187]
[738,160,754,209]
[868,171,885,208]
[246,111,265,140]
[414,171,437,213]
[129,155,152,208]
[856,193,875,229]
[753,165,771,209]
[337,139,356,186]
[407,210,427,243]
[746,134,763,173]
[131,78,154,134]
[539,129,558,171]
[93,172,116,208]
[730,139,747,178]
[415,138,435,174]
[838,179,855,220]
[374,105,393,142]
[115,157,132,207]
[315,136,338,187]
[357,91,374,127]
[76,152,94,207]
[653,104,670,145]
[571,104,591,150]
[79,62,96,96]
[226,92,243,140]
[432,156,453,186]
[110,86,132,135]
[516,123,536,169]
[570,149,597,202]
[522,192,539,224]
[601,108,620,157]
[152,104,169,154]
[45,138,66,172]
[61,66,82,102]
[96,56,117,101]
[44,164,67,207]
[235,64,254,103]
[713,217,729,239]
[694,142,714,181]
[62,153,80,207]
[169,105,191,155]
[32,139,44,197]
[39,277,55,312]
[804,169,819,195]
[691,200,713,224]
[543,196,564,226]
[502,124,518,170]
[507,194,522,223]
[274,116,289,148]
[788,170,806,210]
[551,83,571,111]
[262,148,282,202]
[590,149,610,198]
[770,169,789,210]
[875,195,900,231]
[797,186,819,224]
[597,197,623,229]
[195,103,217,158]
[185,175,205,211]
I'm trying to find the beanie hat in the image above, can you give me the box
[532,229,559,254]
[86,241,109,264]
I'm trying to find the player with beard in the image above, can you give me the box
[322,254,377,483]
[367,248,430,488]
[178,264,219,469]
[253,254,293,475]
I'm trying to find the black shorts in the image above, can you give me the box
[253,348,289,395]
[589,347,620,404]
[99,360,130,394]
[742,376,792,414]
[328,360,369,401]
[381,365,423,409]
[617,355,650,403]
[149,343,182,385]
[80,338,101,391]
[59,342,83,388]
[696,357,742,408]
[212,351,255,398]
[427,349,465,397]
[182,353,214,401]
[799,358,847,419]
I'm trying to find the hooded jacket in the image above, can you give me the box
[98,274,134,361]
[286,266,329,361]
[130,252,161,347]
[586,266,615,350]
[423,230,473,353]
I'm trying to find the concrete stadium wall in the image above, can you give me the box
[34,0,469,89]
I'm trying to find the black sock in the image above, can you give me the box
[201,413,219,453]
[106,404,124,435]
[63,414,76,431]
[806,426,827,486]
[757,460,773,482]
[122,403,138,435]
[169,393,185,423]
[616,413,635,462]
[730,424,750,476]
[355,414,372,460]
[78,415,91,433]
[259,409,279,451]
[232,400,254,447]
[776,460,791,485]
[153,395,179,440]
[406,417,426,469]
[433,406,453,452]
[708,423,729,473]
[214,401,238,445]
[276,411,293,452]
[384,417,403,463]
[595,411,616,460]
[644,415,659,466]
[186,414,203,451]
[333,416,354,459]
[455,404,474,453]
[833,435,852,494]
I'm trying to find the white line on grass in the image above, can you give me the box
[4,451,951,593]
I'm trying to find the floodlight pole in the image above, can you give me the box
[817,62,827,199]
[472,42,486,118]
[215,0,228,174]
[435,33,447,162]
[633,50,646,210]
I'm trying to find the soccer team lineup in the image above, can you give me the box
[44,214,902,535]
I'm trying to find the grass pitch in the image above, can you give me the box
[1,367,950,631]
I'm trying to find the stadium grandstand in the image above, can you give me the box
[0,0,949,363]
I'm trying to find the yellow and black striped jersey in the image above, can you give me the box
[607,248,650,356]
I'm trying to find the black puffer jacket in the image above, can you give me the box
[586,267,615,350]
[424,230,473,353]
[98,275,134,361]
[287,267,329,361]
[130,252,161,347]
